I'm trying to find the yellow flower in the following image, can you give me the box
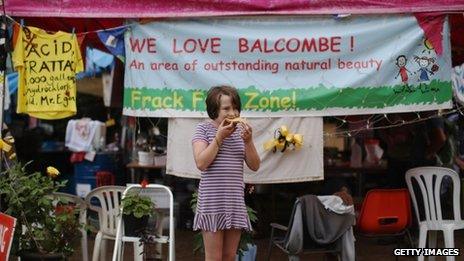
[293,134,304,149]
[280,125,289,137]
[263,139,276,151]
[47,166,60,178]
[285,133,294,143]
[275,140,286,150]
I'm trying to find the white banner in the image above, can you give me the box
[124,15,452,117]
[166,117,323,183]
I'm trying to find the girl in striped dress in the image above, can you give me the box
[192,86,260,261]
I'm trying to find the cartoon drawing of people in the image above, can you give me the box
[394,55,412,93]
[414,56,439,93]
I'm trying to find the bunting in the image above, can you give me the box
[97,27,126,62]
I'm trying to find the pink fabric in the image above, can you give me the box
[414,13,446,56]
[28,117,38,129]
[5,0,464,18]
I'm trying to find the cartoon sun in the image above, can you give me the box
[422,38,434,54]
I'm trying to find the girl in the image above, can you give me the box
[192,85,260,261]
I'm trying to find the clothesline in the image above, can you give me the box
[5,15,134,36]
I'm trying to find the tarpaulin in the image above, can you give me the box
[5,0,464,18]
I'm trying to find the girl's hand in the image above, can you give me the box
[216,119,235,143]
[240,122,253,144]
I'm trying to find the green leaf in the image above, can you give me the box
[0,161,83,257]
[121,191,155,218]
[193,232,204,253]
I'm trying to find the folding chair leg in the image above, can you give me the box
[112,240,121,261]
[156,220,164,259]
[266,228,275,261]
[119,242,126,261]
[133,242,143,261]
[288,255,299,261]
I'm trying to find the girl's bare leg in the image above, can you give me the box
[222,229,242,261]
[202,230,224,261]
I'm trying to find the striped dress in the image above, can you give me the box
[192,121,252,232]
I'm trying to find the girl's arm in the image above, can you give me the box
[244,140,260,171]
[193,120,235,171]
[193,139,220,171]
[241,123,260,171]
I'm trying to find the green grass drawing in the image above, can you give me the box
[124,79,451,112]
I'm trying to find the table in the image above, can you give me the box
[324,165,388,197]
[126,161,166,183]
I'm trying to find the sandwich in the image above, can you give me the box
[225,117,247,125]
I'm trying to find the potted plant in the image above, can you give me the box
[0,162,83,260]
[136,133,156,166]
[121,189,156,237]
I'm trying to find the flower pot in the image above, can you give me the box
[20,252,66,261]
[138,151,154,166]
[154,154,167,166]
[123,214,149,237]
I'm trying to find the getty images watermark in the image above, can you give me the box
[394,248,460,257]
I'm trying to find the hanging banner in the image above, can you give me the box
[123,15,452,118]
[166,117,323,183]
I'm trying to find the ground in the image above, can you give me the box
[69,229,464,261]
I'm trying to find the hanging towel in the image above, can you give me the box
[65,119,105,152]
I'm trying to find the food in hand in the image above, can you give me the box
[226,117,247,125]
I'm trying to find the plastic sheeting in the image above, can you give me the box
[5,0,464,18]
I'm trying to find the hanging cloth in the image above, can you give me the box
[12,25,84,120]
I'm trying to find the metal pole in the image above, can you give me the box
[0,0,8,211]
[0,0,8,173]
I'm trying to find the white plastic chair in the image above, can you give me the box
[85,186,126,261]
[406,167,464,261]
[52,192,89,261]
[112,184,175,261]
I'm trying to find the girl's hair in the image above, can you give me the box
[205,85,241,119]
